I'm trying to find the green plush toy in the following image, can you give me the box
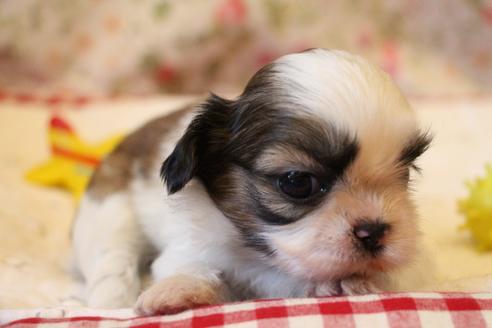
[459,165,492,251]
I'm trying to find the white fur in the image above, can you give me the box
[276,49,416,130]
[72,193,144,307]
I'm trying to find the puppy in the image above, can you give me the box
[72,49,431,315]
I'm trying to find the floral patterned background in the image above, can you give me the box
[0,0,492,97]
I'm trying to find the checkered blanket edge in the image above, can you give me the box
[2,292,492,328]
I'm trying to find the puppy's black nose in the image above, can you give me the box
[353,222,390,253]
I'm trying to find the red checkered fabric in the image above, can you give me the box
[2,293,492,328]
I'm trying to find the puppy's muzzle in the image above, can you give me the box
[353,221,390,254]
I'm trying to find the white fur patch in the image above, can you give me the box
[275,49,418,159]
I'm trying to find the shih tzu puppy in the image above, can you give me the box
[72,48,431,315]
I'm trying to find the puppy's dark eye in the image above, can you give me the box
[277,171,325,199]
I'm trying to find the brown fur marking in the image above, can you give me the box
[87,105,194,200]
[135,274,227,315]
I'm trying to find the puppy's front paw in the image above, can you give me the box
[310,281,343,297]
[340,275,381,295]
[135,274,226,315]
[311,276,381,297]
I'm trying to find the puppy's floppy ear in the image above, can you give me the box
[160,121,199,194]
[161,94,232,194]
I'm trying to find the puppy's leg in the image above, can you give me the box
[72,193,145,308]
[135,253,229,315]
[312,275,382,297]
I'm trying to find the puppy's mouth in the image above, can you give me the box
[357,243,399,273]
[328,245,398,280]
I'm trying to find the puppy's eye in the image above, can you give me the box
[277,171,325,199]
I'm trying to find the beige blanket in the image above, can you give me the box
[1,95,491,310]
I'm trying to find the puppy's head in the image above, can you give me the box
[162,49,431,282]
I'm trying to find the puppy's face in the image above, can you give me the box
[162,49,431,283]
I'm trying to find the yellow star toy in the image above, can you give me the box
[25,115,124,202]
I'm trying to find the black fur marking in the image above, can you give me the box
[254,201,296,225]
